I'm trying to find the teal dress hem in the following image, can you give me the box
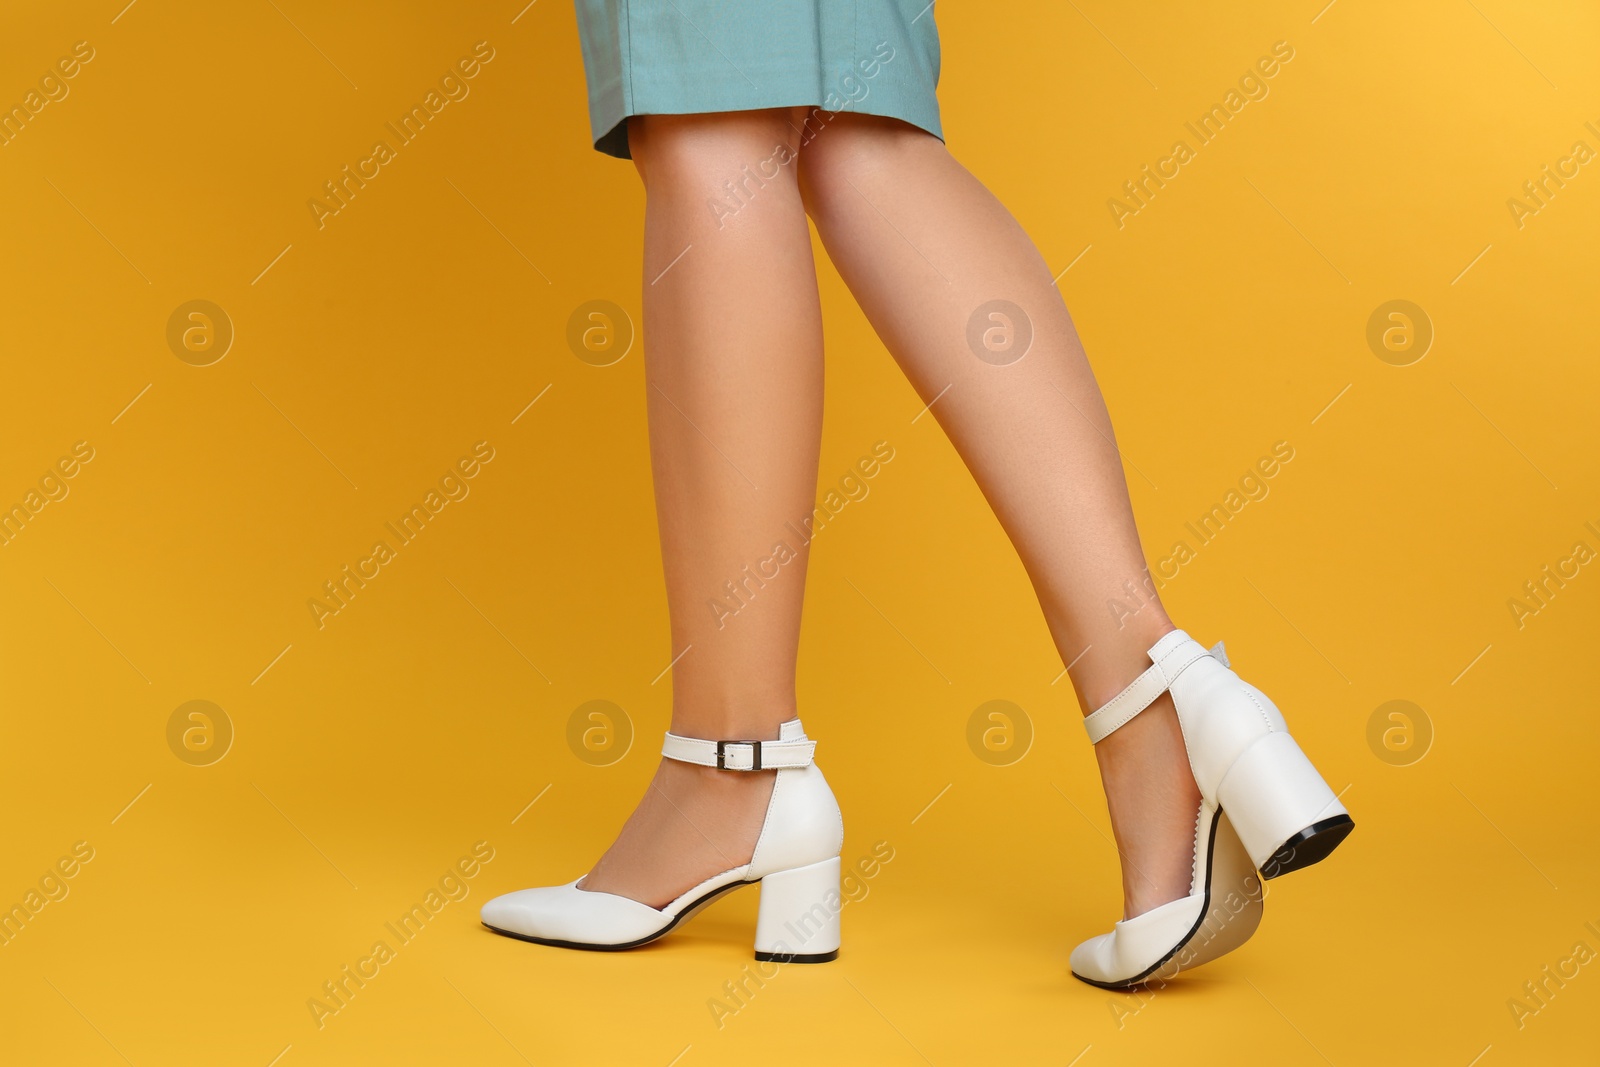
[575,0,944,160]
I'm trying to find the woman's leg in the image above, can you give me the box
[579,107,825,907]
[796,115,1196,920]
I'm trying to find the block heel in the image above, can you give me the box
[1215,731,1353,875]
[754,856,841,963]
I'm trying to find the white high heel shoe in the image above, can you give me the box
[1069,629,1354,990]
[481,718,845,962]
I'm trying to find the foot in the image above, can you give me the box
[1093,691,1204,920]
[576,758,776,908]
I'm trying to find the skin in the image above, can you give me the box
[579,107,1201,923]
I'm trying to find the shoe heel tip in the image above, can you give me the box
[1260,814,1355,879]
[754,949,838,964]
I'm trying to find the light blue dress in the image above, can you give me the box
[574,0,944,159]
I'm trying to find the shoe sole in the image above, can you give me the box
[480,878,839,962]
[1074,806,1354,991]
[481,879,752,952]
[1073,810,1355,991]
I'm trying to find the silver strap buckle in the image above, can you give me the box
[715,739,763,771]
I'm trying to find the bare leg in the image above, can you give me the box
[797,115,1198,920]
[579,108,824,907]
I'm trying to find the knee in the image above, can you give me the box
[629,108,807,201]
[796,113,936,227]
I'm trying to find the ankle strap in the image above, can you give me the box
[661,718,816,771]
[1081,630,1229,744]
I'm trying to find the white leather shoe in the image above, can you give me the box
[1069,629,1354,990]
[481,718,845,962]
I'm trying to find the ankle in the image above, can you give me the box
[667,692,797,741]
[659,757,773,791]
[1069,617,1177,711]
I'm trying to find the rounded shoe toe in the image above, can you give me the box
[480,880,672,946]
[1068,931,1119,983]
[1070,894,1204,987]
[480,883,579,938]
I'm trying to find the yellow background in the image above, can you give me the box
[3,1,1598,1063]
